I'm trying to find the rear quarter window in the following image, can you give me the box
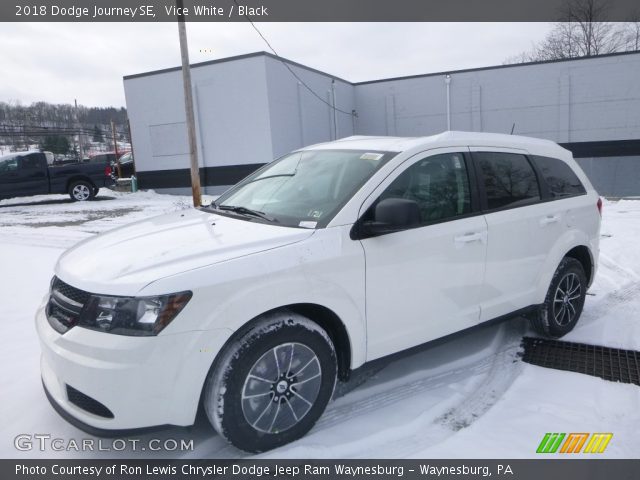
[532,155,586,197]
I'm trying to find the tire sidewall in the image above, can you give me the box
[542,258,587,337]
[208,317,336,452]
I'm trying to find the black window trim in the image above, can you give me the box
[529,154,588,201]
[352,151,483,239]
[471,150,547,214]
[471,151,590,215]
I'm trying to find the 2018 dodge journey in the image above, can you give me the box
[37,131,601,452]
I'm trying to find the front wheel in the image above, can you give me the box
[68,180,95,201]
[531,257,587,338]
[204,311,337,452]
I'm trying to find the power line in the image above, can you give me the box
[0,124,125,138]
[233,0,355,117]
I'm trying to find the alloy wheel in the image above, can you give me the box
[552,272,581,326]
[72,184,91,201]
[241,342,322,434]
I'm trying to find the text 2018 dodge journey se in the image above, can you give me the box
[37,132,601,452]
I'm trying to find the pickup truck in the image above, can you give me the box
[0,151,113,201]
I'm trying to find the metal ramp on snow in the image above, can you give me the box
[521,337,640,386]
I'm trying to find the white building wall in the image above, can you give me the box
[354,53,640,143]
[124,55,273,194]
[124,51,640,196]
[263,56,356,158]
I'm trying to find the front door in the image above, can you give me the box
[359,149,487,361]
[18,153,49,196]
[0,154,21,198]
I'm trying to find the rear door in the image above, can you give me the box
[360,148,488,360]
[471,148,552,321]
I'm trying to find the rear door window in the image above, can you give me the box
[475,152,541,210]
[532,155,586,197]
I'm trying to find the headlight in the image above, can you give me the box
[78,291,192,336]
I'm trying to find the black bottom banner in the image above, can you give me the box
[4,459,639,480]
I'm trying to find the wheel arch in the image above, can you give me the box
[203,304,352,395]
[283,303,352,382]
[66,175,96,192]
[231,304,351,382]
[534,227,595,304]
[564,245,594,287]
[195,303,353,425]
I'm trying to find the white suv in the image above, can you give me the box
[37,132,601,452]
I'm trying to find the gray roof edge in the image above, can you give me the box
[123,49,640,88]
[354,50,640,85]
[123,51,351,84]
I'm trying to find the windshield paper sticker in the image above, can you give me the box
[360,152,384,161]
[299,221,318,229]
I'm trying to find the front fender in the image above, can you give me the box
[142,226,367,370]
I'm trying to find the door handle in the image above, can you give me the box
[540,215,560,226]
[454,232,483,244]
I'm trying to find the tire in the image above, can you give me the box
[204,311,337,452]
[68,180,95,201]
[531,257,587,338]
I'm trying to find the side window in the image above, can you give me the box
[475,152,540,210]
[532,155,586,197]
[20,153,43,170]
[378,152,471,225]
[0,155,19,173]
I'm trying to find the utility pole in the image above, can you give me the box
[444,75,451,131]
[111,120,122,178]
[331,79,338,140]
[126,118,136,176]
[74,99,82,160]
[177,0,202,207]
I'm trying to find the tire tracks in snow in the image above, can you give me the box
[280,321,527,458]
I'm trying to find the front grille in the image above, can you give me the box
[66,385,114,418]
[52,277,91,305]
[46,276,91,334]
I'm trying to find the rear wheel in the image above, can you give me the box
[68,180,95,201]
[531,257,587,338]
[204,311,337,452]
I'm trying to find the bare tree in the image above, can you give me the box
[505,0,639,64]
[621,10,640,51]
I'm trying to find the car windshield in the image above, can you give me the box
[211,149,396,228]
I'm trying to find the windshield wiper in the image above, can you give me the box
[244,173,295,185]
[215,204,277,222]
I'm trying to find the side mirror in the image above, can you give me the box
[354,198,421,239]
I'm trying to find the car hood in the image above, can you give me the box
[56,209,314,295]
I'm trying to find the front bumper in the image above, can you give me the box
[36,304,231,431]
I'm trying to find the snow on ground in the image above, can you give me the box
[0,192,638,459]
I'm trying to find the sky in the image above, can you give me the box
[0,22,552,108]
